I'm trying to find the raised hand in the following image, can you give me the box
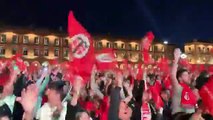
[116,71,123,88]
[71,75,83,106]
[17,84,39,114]
[73,75,83,95]
[174,48,181,62]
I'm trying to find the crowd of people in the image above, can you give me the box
[0,47,213,120]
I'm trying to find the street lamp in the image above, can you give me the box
[163,41,168,45]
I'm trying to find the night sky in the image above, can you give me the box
[0,0,213,47]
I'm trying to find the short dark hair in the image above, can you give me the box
[0,104,12,119]
[176,68,188,80]
[48,81,66,101]
[195,74,210,90]
[147,74,155,80]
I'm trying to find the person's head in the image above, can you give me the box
[0,68,14,96]
[160,89,170,102]
[118,101,133,120]
[0,116,9,120]
[46,81,66,106]
[147,74,155,84]
[176,68,190,84]
[0,104,11,120]
[195,74,210,90]
[75,111,90,120]
[156,75,161,81]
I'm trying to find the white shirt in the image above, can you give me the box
[36,102,67,120]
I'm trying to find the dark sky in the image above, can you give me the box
[0,0,213,47]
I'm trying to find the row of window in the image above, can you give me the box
[97,42,165,52]
[0,47,69,57]
[97,42,140,50]
[188,47,212,53]
[0,34,169,52]
[0,34,69,46]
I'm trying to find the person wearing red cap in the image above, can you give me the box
[171,48,197,116]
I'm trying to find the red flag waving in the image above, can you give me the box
[68,11,95,82]
[141,32,154,64]
[142,32,154,50]
[95,48,116,71]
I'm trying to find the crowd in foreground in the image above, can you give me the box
[0,48,213,120]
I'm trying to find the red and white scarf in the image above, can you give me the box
[141,102,152,120]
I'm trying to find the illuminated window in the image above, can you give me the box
[0,34,6,43]
[44,48,49,56]
[55,38,60,46]
[135,45,139,50]
[34,37,39,45]
[44,37,49,46]
[34,48,39,56]
[207,48,210,52]
[106,42,110,48]
[114,43,118,48]
[0,47,5,55]
[23,48,28,55]
[63,39,69,47]
[121,43,125,49]
[12,35,18,44]
[23,36,29,44]
[12,48,17,55]
[64,49,69,57]
[154,46,158,51]
[54,48,59,56]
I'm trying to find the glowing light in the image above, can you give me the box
[163,41,168,45]
[181,54,187,59]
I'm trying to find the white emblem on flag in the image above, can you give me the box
[70,34,90,59]
[184,92,190,100]
[96,53,114,63]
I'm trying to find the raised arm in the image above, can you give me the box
[90,65,104,99]
[66,75,83,120]
[123,82,133,104]
[171,48,181,90]
[36,67,49,86]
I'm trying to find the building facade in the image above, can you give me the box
[0,28,176,67]
[184,40,213,65]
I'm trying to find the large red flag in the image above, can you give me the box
[68,11,95,82]
[95,48,116,71]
